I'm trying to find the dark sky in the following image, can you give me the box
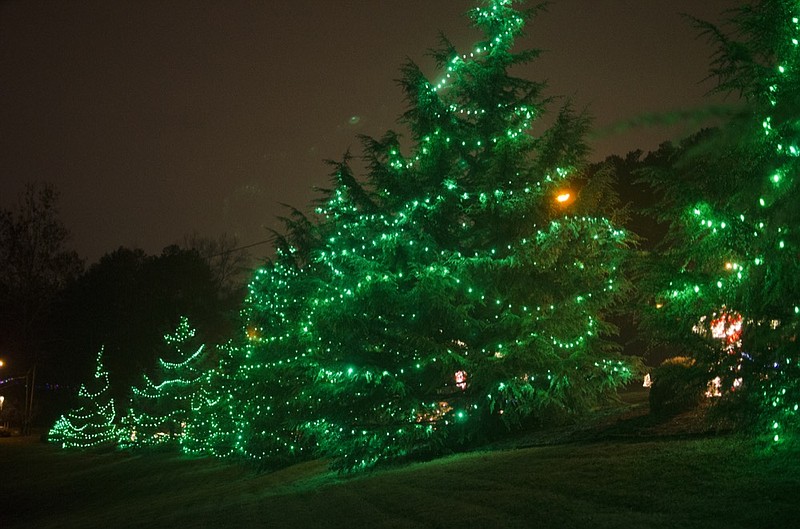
[1,0,736,264]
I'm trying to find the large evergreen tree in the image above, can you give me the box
[640,0,800,439]
[187,0,636,471]
[306,0,636,471]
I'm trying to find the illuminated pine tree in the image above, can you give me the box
[49,348,117,449]
[119,316,209,448]
[640,1,800,440]
[253,0,631,471]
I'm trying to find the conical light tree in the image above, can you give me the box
[119,316,209,448]
[187,0,636,471]
[640,0,800,440]
[49,348,117,449]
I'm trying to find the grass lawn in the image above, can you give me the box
[2,389,798,529]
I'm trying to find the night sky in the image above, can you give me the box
[1,0,736,264]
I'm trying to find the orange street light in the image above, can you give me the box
[554,190,574,206]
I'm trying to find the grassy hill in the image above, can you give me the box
[2,388,798,528]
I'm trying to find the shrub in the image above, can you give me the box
[649,357,708,416]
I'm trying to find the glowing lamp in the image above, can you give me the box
[555,192,571,204]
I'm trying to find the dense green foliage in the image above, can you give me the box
[639,0,800,439]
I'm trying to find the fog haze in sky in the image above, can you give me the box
[1,0,736,263]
